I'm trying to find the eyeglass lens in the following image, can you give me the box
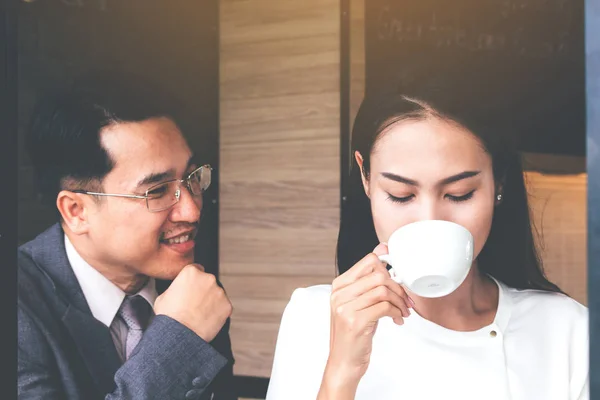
[146,167,211,212]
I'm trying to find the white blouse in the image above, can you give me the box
[266,278,588,400]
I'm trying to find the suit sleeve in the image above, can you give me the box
[107,315,229,400]
[19,305,228,400]
[108,273,234,399]
[207,317,238,400]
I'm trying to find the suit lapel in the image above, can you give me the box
[62,304,122,394]
[22,224,122,394]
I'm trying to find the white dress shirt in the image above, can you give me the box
[266,277,589,400]
[65,235,158,362]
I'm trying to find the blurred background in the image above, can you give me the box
[16,0,587,398]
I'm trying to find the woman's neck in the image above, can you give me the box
[408,267,499,331]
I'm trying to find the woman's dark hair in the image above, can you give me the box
[337,87,563,293]
[26,71,183,212]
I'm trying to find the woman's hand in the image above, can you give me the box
[318,244,413,399]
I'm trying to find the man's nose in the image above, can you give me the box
[170,184,202,223]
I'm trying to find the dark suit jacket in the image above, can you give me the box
[17,224,237,400]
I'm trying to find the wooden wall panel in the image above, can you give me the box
[220,0,340,377]
[220,139,339,185]
[525,171,588,305]
[221,95,338,145]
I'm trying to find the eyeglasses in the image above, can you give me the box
[73,165,212,212]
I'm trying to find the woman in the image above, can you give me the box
[265,89,588,400]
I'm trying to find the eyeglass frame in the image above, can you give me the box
[71,164,212,213]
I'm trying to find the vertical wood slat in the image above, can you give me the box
[220,0,340,377]
[525,171,588,305]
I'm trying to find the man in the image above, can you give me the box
[17,75,236,400]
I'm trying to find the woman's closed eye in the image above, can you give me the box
[387,193,415,204]
[386,190,476,204]
[445,190,475,203]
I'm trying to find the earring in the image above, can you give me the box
[497,194,503,202]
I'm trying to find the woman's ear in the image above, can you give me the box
[495,183,504,206]
[354,151,370,198]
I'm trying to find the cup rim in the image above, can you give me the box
[388,219,473,242]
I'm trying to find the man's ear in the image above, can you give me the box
[354,151,370,198]
[56,190,92,234]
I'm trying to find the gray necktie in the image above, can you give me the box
[118,295,153,360]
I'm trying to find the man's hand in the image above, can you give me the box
[154,264,233,342]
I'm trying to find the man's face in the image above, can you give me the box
[84,117,203,281]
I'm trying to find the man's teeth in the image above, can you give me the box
[166,234,191,244]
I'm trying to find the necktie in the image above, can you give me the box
[118,295,153,360]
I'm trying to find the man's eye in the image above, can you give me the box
[147,185,169,199]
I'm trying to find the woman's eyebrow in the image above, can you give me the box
[380,170,481,187]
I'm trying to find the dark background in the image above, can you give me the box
[1,1,18,396]
[363,0,585,157]
[586,0,600,397]
[16,0,220,276]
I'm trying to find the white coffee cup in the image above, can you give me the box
[378,220,474,298]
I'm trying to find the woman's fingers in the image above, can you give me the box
[357,300,406,327]
[342,284,411,319]
[332,252,385,292]
[372,243,388,257]
[332,264,412,309]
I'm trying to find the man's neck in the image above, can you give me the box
[64,230,149,294]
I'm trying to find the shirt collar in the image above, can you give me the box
[399,274,513,343]
[489,275,513,334]
[64,234,158,327]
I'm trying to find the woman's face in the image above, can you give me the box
[357,117,499,261]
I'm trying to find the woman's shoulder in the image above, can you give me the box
[290,284,333,301]
[276,284,333,341]
[284,284,332,316]
[501,281,588,323]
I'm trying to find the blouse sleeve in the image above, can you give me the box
[570,302,589,400]
[266,287,332,400]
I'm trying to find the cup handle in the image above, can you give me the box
[378,254,402,284]
[378,254,392,265]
